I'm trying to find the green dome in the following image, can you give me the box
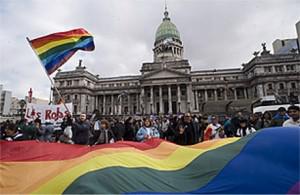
[155,15,180,42]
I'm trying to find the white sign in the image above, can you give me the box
[25,103,73,124]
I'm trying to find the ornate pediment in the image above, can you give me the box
[141,68,189,80]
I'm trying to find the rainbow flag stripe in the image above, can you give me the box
[28,28,95,75]
[0,127,299,194]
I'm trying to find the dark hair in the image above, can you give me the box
[143,118,152,127]
[100,119,110,129]
[288,105,300,112]
[6,123,17,132]
[263,111,272,119]
[278,107,286,112]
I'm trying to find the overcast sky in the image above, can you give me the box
[0,0,299,99]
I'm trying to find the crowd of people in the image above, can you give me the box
[0,105,299,145]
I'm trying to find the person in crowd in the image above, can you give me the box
[203,116,222,141]
[223,115,235,137]
[4,123,25,141]
[160,117,170,139]
[271,107,289,127]
[111,118,126,141]
[174,124,187,145]
[283,105,300,127]
[153,118,162,134]
[38,120,54,142]
[59,115,74,144]
[231,112,243,133]
[199,114,209,142]
[236,118,256,137]
[24,121,37,140]
[94,119,116,145]
[181,112,200,144]
[124,117,136,141]
[136,118,160,142]
[89,117,101,145]
[261,111,272,128]
[132,118,141,138]
[164,116,178,142]
[249,113,263,130]
[72,113,91,145]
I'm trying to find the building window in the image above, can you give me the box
[264,66,272,73]
[275,66,283,72]
[67,80,72,86]
[279,83,284,90]
[268,83,273,90]
[181,89,186,96]
[74,105,77,114]
[87,81,90,86]
[291,82,296,89]
[66,95,70,101]
[286,65,295,71]
[74,95,78,100]
[60,81,64,86]
[74,80,79,86]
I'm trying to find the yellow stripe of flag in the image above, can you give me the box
[35,37,82,55]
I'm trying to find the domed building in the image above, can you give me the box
[153,8,183,62]
[53,7,300,116]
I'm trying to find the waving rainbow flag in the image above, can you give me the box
[27,28,95,75]
[0,127,299,194]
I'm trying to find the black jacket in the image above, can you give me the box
[72,120,91,145]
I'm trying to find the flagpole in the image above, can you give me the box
[26,37,70,113]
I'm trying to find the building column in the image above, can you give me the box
[111,95,114,115]
[195,90,199,110]
[140,87,145,115]
[94,95,98,111]
[177,85,181,113]
[244,88,247,99]
[128,94,131,114]
[224,88,228,101]
[119,95,122,115]
[234,88,237,100]
[159,85,163,114]
[204,89,208,101]
[168,85,172,114]
[214,89,218,101]
[103,95,106,115]
[150,86,154,114]
[136,93,139,114]
[187,84,193,112]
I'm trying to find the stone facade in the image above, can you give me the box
[53,10,300,116]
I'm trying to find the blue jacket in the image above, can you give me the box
[136,126,160,142]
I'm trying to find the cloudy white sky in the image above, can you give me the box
[0,0,299,99]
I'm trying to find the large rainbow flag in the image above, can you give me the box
[28,28,95,75]
[0,127,299,194]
